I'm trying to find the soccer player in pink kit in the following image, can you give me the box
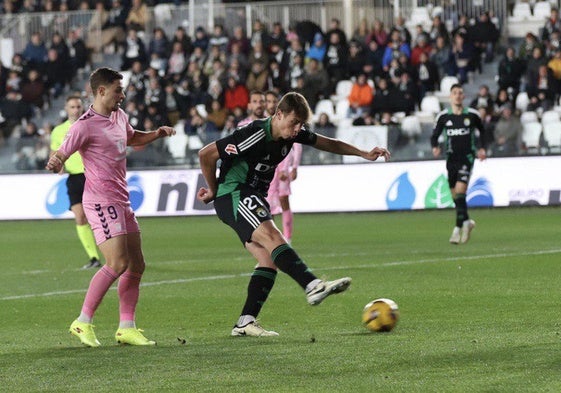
[46,67,176,347]
[264,91,300,243]
[266,142,302,243]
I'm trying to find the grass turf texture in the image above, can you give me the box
[1,207,560,392]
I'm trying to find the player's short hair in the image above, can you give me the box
[66,94,82,103]
[90,67,123,96]
[249,90,265,98]
[450,83,463,92]
[277,92,311,123]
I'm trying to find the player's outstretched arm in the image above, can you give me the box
[313,134,390,162]
[128,126,176,146]
[46,151,68,173]
[197,142,220,204]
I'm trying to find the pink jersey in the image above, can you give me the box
[237,116,254,127]
[59,106,135,204]
[276,143,302,173]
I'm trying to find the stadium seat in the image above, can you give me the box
[533,1,552,20]
[410,7,431,25]
[542,120,561,153]
[420,95,441,115]
[520,111,538,123]
[434,76,459,101]
[515,92,530,112]
[541,110,560,124]
[332,79,353,102]
[335,99,350,121]
[166,121,187,163]
[195,104,208,118]
[313,99,336,123]
[120,70,132,89]
[400,115,422,139]
[431,6,444,18]
[521,121,543,154]
[512,2,532,20]
[154,3,173,25]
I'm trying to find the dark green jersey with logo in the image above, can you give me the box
[431,107,485,159]
[215,118,317,197]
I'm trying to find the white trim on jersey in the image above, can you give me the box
[466,107,482,119]
[237,129,266,152]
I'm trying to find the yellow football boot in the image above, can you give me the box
[115,328,156,346]
[69,320,101,347]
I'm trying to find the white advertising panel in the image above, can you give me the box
[1,156,560,220]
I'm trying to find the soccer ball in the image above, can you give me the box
[362,298,399,332]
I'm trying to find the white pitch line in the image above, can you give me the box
[2,248,561,301]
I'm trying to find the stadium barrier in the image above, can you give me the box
[2,156,560,220]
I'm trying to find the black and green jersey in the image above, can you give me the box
[215,118,317,197]
[431,107,485,160]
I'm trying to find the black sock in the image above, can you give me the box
[240,267,277,319]
[271,244,317,289]
[454,193,468,227]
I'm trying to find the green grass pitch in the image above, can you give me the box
[1,207,561,392]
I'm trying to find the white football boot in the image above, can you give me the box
[449,226,461,244]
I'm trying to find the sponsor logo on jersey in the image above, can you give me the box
[225,144,238,155]
[446,128,470,136]
[445,120,453,126]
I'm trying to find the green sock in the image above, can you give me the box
[454,193,468,227]
[240,267,277,320]
[76,224,99,260]
[271,244,316,289]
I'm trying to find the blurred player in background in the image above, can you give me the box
[237,90,266,127]
[47,67,176,347]
[264,91,301,243]
[431,83,487,244]
[50,95,101,269]
[197,92,390,337]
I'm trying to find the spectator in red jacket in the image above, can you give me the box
[224,75,249,113]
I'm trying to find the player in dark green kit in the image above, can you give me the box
[431,83,487,245]
[197,92,391,336]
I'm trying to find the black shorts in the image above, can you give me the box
[214,186,272,244]
[66,173,86,208]
[446,156,473,189]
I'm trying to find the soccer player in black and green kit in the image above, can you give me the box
[197,92,391,337]
[431,83,487,245]
[50,95,101,268]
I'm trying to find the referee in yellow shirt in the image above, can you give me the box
[50,95,101,269]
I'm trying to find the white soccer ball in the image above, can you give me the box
[362,298,399,332]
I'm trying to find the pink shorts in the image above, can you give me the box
[83,202,140,245]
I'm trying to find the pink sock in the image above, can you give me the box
[282,209,293,240]
[118,271,142,323]
[81,265,119,319]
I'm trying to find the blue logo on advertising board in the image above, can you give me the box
[128,174,144,210]
[386,172,416,210]
[467,178,494,207]
[45,178,70,215]
[45,174,145,216]
[385,171,495,210]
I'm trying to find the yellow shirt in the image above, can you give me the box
[50,120,85,174]
[548,58,561,80]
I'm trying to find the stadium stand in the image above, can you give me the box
[3,0,561,171]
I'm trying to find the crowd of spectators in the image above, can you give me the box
[3,1,561,170]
